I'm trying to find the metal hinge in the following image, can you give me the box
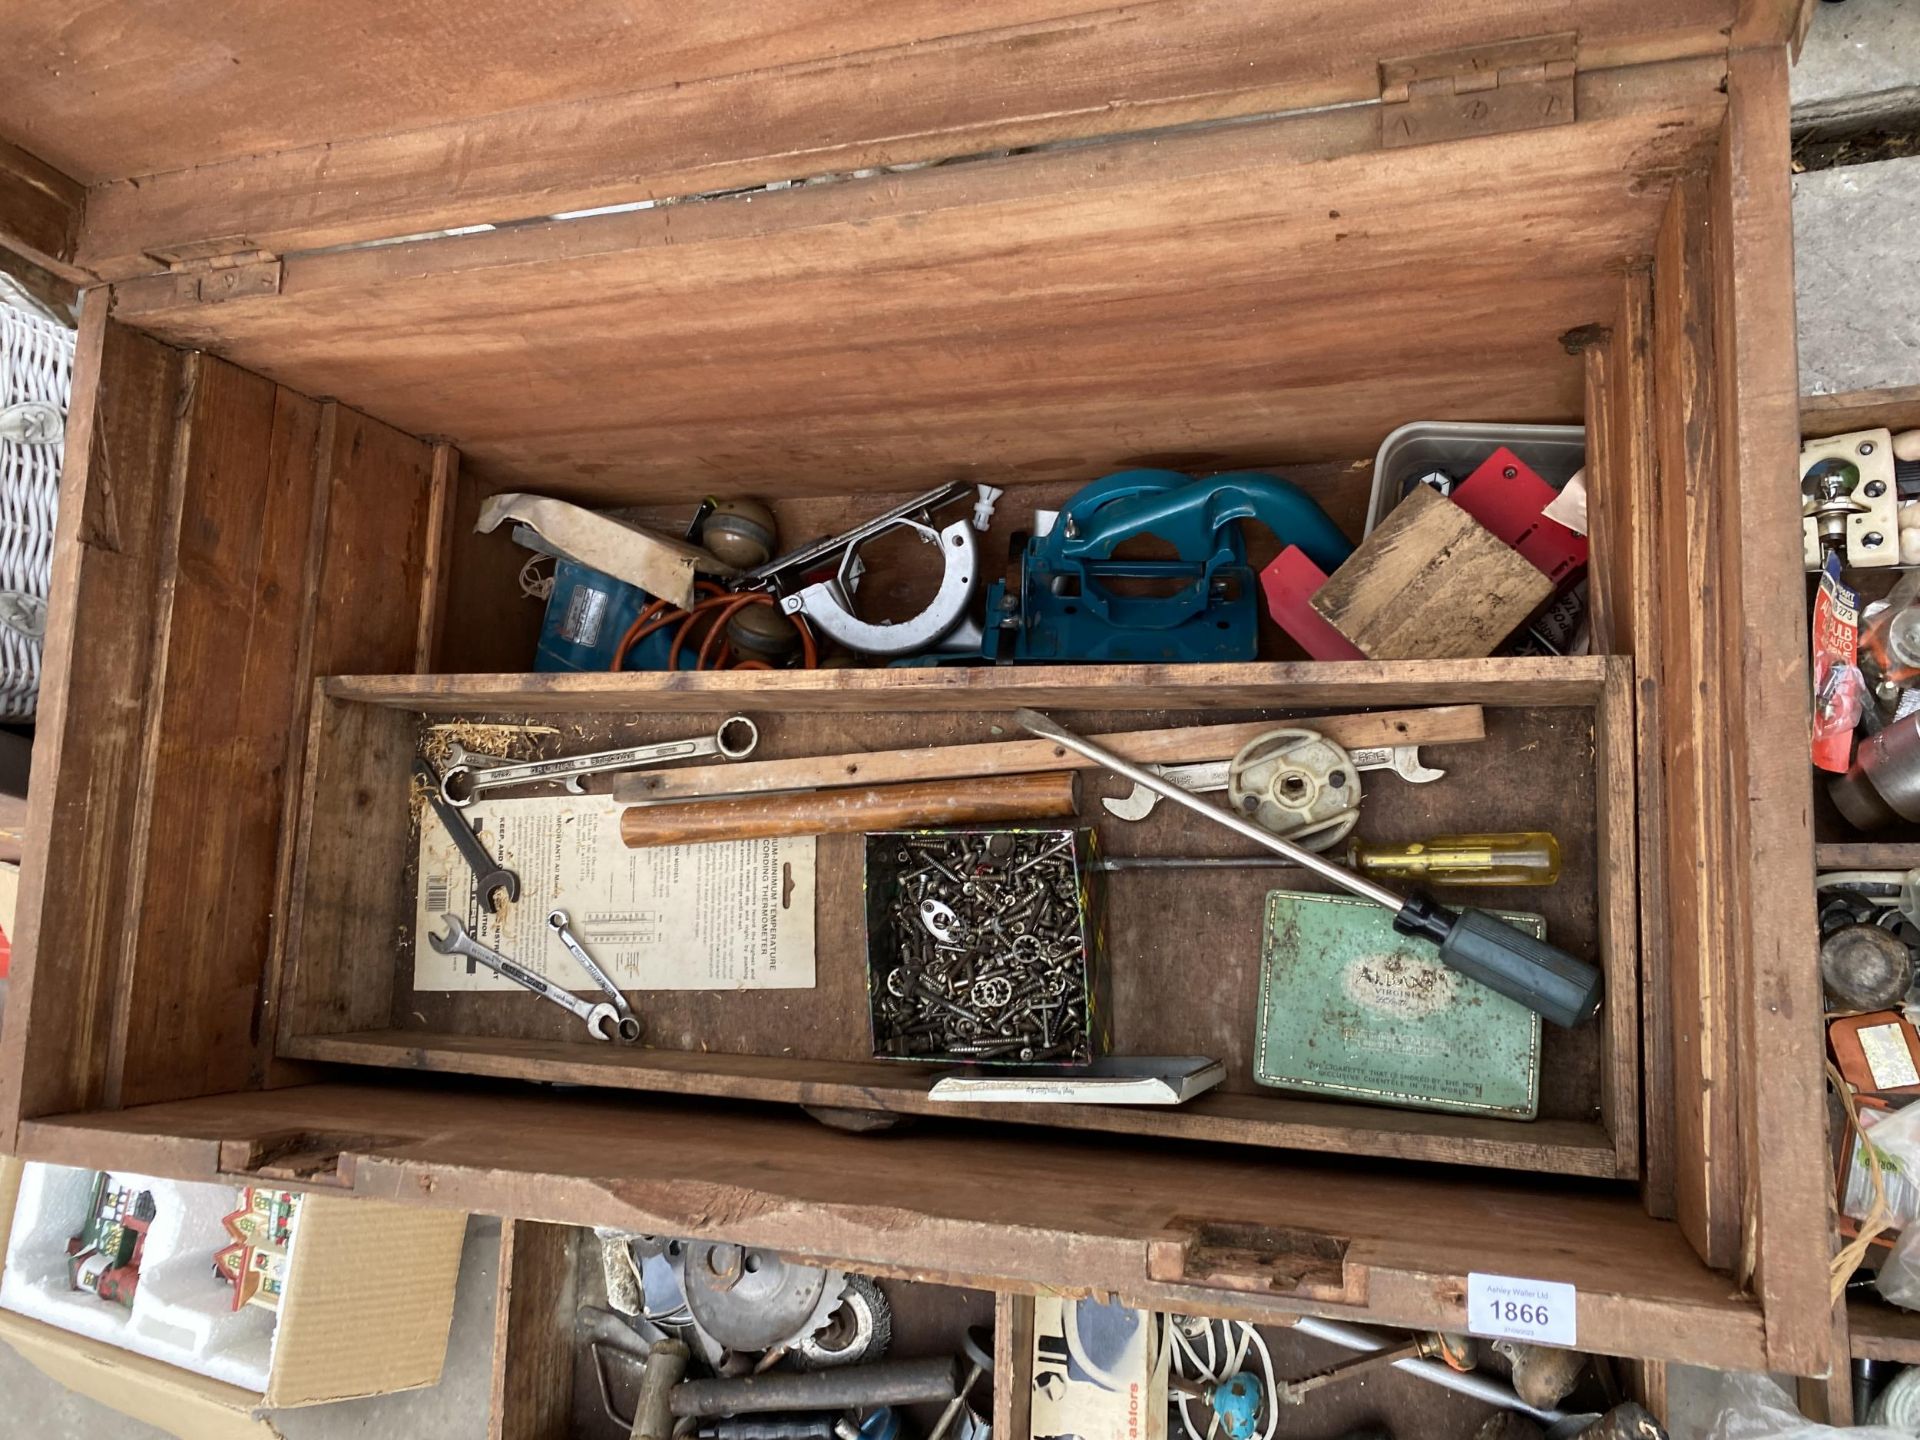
[115,243,284,311]
[1380,33,1577,149]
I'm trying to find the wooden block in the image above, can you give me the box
[1310,486,1554,659]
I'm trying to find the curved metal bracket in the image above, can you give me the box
[781,518,980,656]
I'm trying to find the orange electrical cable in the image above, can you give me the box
[612,584,820,672]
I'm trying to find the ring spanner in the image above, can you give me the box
[442,716,759,807]
[549,909,644,1043]
[1014,708,1602,1028]
[428,914,634,1042]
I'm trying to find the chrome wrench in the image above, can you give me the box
[440,716,759,807]
[1102,744,1445,821]
[428,913,634,1043]
[414,758,520,911]
[548,909,643,1043]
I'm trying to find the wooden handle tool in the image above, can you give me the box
[619,771,1079,848]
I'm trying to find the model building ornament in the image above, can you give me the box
[66,1171,157,1307]
[213,1186,300,1312]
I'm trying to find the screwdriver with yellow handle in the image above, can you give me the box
[1098,831,1562,887]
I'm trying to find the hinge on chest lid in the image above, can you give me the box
[1379,33,1577,148]
[126,237,283,307]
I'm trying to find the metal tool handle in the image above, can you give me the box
[1013,709,1602,1027]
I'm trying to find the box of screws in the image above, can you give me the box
[864,827,1110,1066]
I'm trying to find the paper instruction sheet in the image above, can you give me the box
[413,794,814,992]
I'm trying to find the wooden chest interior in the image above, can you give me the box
[0,0,1833,1387]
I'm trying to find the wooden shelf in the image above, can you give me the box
[1818,844,1920,872]
[285,1028,1629,1178]
[1851,1295,1920,1363]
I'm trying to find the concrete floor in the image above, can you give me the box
[4,3,1920,1437]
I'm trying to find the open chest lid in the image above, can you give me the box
[2,0,1811,284]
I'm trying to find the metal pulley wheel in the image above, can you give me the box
[680,1240,848,1352]
[1226,727,1363,852]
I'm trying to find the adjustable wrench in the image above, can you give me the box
[414,758,520,911]
[548,909,643,1043]
[428,914,635,1042]
[440,716,759,807]
[1102,744,1444,822]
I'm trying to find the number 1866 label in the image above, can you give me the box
[1466,1272,1577,1347]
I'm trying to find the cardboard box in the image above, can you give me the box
[0,1157,466,1438]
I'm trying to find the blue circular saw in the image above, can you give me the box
[983,469,1351,663]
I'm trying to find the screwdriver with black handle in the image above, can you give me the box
[1015,709,1602,1028]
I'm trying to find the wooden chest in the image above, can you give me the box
[0,0,1837,1399]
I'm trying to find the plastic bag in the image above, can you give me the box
[1701,1374,1911,1439]
[1864,1101,1920,1310]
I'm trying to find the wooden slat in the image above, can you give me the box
[308,406,438,674]
[67,4,1734,280]
[0,136,84,275]
[260,405,439,1072]
[278,1029,1625,1178]
[1801,384,1920,438]
[491,1221,577,1440]
[1614,272,1679,1222]
[1651,167,1741,1272]
[612,705,1489,803]
[15,1082,1772,1372]
[1817,843,1920,870]
[105,65,1725,502]
[1713,45,1829,1378]
[279,697,420,1041]
[415,444,460,674]
[1850,1297,1920,1364]
[0,312,182,1147]
[1596,663,1643,1181]
[323,656,1613,714]
[992,1293,1036,1440]
[111,357,318,1108]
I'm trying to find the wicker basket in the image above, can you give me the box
[0,302,73,721]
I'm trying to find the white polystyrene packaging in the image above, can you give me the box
[1,1162,286,1391]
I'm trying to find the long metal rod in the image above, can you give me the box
[1099,856,1303,872]
[738,482,974,587]
[1013,709,1405,910]
[1290,1317,1567,1424]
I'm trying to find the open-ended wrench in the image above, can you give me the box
[414,758,520,910]
[428,914,635,1042]
[440,716,759,807]
[548,908,643,1043]
[1102,744,1444,822]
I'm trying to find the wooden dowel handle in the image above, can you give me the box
[620,772,1079,848]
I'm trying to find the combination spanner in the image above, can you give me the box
[414,758,520,911]
[441,715,760,807]
[548,908,643,1043]
[1101,744,1444,822]
[428,913,636,1043]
